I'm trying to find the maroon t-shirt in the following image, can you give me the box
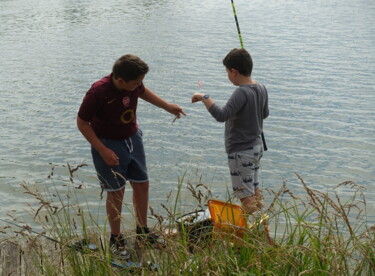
[78,74,145,139]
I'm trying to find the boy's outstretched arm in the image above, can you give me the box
[192,93,215,110]
[140,87,186,118]
[77,117,120,167]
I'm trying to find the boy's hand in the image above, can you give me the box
[192,93,204,103]
[166,103,186,118]
[99,147,120,167]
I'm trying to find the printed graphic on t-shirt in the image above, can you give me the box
[122,97,130,107]
[107,98,116,104]
[120,109,134,124]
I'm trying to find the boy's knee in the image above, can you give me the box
[107,188,125,200]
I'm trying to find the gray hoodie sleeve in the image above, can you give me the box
[208,88,246,122]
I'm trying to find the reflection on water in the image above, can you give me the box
[0,0,374,227]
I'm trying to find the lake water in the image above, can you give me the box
[1,0,374,229]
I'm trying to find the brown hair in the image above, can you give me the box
[112,54,149,81]
[222,48,253,76]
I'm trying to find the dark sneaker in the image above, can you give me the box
[136,227,161,245]
[110,234,131,260]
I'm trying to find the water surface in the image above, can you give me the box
[1,0,374,228]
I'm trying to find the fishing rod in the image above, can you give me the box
[0,218,146,270]
[230,0,244,48]
[230,0,268,151]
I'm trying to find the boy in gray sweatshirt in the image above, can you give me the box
[192,48,269,214]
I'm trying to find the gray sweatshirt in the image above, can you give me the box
[208,84,269,154]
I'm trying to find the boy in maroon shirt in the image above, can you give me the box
[77,54,185,259]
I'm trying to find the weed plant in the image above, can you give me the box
[0,165,373,275]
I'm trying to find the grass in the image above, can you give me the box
[0,164,374,275]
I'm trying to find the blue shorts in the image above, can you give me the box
[91,129,148,191]
[228,145,263,199]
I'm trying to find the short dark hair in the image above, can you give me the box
[112,54,149,81]
[222,48,253,76]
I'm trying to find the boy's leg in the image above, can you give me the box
[131,181,161,245]
[240,189,263,214]
[125,130,151,228]
[228,145,263,214]
[130,181,149,227]
[106,188,125,235]
[240,195,259,214]
[125,130,159,243]
[106,187,131,260]
[254,189,264,209]
[92,139,129,235]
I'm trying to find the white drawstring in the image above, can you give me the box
[124,138,133,153]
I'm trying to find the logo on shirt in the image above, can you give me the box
[123,97,130,107]
[120,109,134,124]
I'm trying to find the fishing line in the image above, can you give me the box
[229,0,268,151]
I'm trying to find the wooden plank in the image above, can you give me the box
[21,240,43,276]
[0,241,22,276]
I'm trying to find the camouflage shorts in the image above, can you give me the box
[228,144,263,199]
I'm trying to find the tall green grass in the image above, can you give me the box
[1,165,373,275]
